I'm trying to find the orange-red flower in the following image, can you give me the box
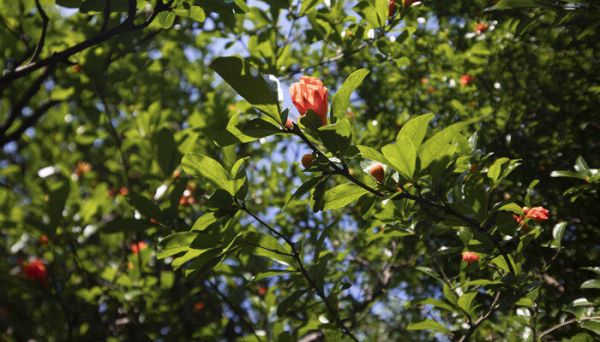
[289,76,329,125]
[258,286,267,296]
[524,206,550,222]
[369,164,385,183]
[23,258,48,283]
[513,214,524,226]
[462,251,479,264]
[474,22,488,34]
[119,187,129,196]
[74,161,92,177]
[130,241,148,254]
[460,74,474,86]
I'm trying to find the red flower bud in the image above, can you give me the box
[475,22,488,34]
[461,251,479,264]
[301,154,314,169]
[369,164,385,183]
[388,0,396,17]
[285,118,294,130]
[460,74,474,86]
[524,206,550,222]
[193,302,205,312]
[289,76,329,126]
[39,234,49,245]
[119,187,129,196]
[258,286,267,296]
[130,241,148,255]
[23,258,48,283]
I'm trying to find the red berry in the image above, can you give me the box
[130,241,148,254]
[39,235,49,245]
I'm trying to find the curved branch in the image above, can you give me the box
[29,0,49,63]
[538,316,600,341]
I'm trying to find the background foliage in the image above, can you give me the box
[1,0,599,341]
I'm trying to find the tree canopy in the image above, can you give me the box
[1,0,599,341]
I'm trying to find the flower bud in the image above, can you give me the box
[460,74,474,86]
[388,0,396,17]
[461,251,479,264]
[369,163,385,183]
[39,235,49,245]
[23,258,48,283]
[130,241,148,255]
[285,118,294,130]
[301,154,314,169]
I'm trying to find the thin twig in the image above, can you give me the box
[208,279,264,341]
[240,204,359,342]
[537,316,600,340]
[29,0,49,63]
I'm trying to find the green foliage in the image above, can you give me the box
[1,0,599,340]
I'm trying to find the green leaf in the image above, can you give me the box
[381,137,417,179]
[156,11,176,28]
[581,320,600,336]
[210,56,281,123]
[419,120,475,170]
[182,153,235,195]
[47,180,70,228]
[299,0,320,15]
[581,279,600,289]
[357,145,389,165]
[242,232,294,266]
[323,183,369,210]
[238,118,281,138]
[488,157,509,183]
[417,298,455,312]
[318,119,353,155]
[396,113,435,149]
[189,6,206,22]
[191,212,221,231]
[153,128,182,177]
[486,0,541,11]
[407,319,450,334]
[56,0,81,8]
[157,232,197,259]
[551,222,567,249]
[498,202,523,215]
[331,69,370,122]
[277,290,307,317]
[127,193,164,221]
[582,267,600,276]
[282,176,324,212]
[458,292,477,315]
[102,218,154,234]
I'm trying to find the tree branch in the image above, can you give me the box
[0,66,54,139]
[288,125,516,275]
[239,204,359,342]
[0,0,171,88]
[0,100,60,147]
[29,0,49,63]
[538,316,600,341]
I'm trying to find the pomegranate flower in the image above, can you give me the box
[23,258,48,283]
[462,251,479,264]
[524,206,550,222]
[289,76,329,126]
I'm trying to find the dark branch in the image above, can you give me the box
[29,0,49,63]
[0,66,54,139]
[0,100,60,147]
